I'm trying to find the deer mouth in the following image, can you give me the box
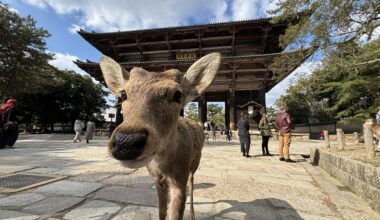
[119,153,155,168]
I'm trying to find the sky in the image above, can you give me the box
[3,0,319,107]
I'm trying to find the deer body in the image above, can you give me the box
[100,53,221,220]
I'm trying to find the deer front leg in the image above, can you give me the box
[156,180,169,220]
[168,181,187,220]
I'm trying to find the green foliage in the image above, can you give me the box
[184,102,198,122]
[0,3,52,97]
[16,68,109,127]
[207,103,224,127]
[270,0,380,52]
[266,106,278,127]
[269,0,380,78]
[278,39,380,124]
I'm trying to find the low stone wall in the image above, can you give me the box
[250,131,309,141]
[311,148,380,213]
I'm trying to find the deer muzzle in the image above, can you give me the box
[111,132,147,160]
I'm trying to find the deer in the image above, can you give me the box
[99,53,221,220]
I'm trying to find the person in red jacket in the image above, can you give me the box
[275,105,295,163]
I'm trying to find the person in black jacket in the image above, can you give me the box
[0,99,18,149]
[238,112,251,157]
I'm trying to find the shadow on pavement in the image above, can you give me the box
[194,198,304,220]
[193,182,216,190]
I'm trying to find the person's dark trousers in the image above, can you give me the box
[241,143,250,155]
[241,143,245,154]
[262,135,270,155]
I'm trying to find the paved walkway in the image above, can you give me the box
[0,134,379,220]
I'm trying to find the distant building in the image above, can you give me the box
[102,107,117,122]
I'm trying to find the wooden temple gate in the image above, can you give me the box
[75,18,302,130]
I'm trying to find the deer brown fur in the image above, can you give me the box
[100,53,221,220]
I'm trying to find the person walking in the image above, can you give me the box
[210,121,217,141]
[275,105,295,163]
[238,112,251,157]
[85,118,96,143]
[0,99,18,149]
[108,122,116,139]
[73,119,84,143]
[259,113,272,156]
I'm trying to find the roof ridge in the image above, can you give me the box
[78,17,274,36]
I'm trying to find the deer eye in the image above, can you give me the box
[120,90,127,101]
[173,91,182,103]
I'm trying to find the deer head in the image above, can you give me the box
[100,53,221,168]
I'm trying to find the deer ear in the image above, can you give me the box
[183,53,221,104]
[100,56,129,96]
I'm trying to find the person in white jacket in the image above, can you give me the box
[85,119,96,143]
[73,119,84,143]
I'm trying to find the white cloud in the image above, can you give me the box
[22,0,47,9]
[266,61,321,107]
[9,7,19,14]
[68,24,85,34]
[23,0,280,32]
[48,52,86,75]
[231,0,278,20]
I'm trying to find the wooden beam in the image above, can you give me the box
[118,45,232,56]
[114,35,233,48]
[219,68,268,74]
[165,33,173,59]
[108,39,119,59]
[135,35,145,60]
[198,30,202,57]
[231,25,236,56]
[260,26,270,54]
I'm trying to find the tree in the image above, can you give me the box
[207,104,224,127]
[310,39,380,123]
[277,39,380,124]
[0,3,52,98]
[184,102,198,122]
[269,0,380,77]
[16,68,109,130]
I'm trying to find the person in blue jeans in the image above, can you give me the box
[238,112,251,157]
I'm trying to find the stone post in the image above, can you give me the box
[336,128,345,150]
[198,95,206,127]
[353,132,359,145]
[364,119,375,158]
[229,88,236,130]
[324,130,330,148]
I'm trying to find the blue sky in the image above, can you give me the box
[3,0,319,107]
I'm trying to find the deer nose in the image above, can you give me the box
[111,132,147,160]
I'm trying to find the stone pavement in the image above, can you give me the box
[0,134,379,220]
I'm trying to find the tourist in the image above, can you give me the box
[238,112,251,157]
[0,99,18,149]
[210,121,217,141]
[226,128,232,141]
[85,118,96,143]
[376,107,380,147]
[73,119,84,143]
[275,105,295,163]
[108,122,116,139]
[259,113,272,156]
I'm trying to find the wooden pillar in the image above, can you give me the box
[225,100,230,129]
[324,130,330,148]
[336,128,345,150]
[353,132,359,145]
[198,95,207,126]
[258,89,266,108]
[180,109,184,117]
[115,98,123,126]
[229,88,236,130]
[364,119,375,158]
